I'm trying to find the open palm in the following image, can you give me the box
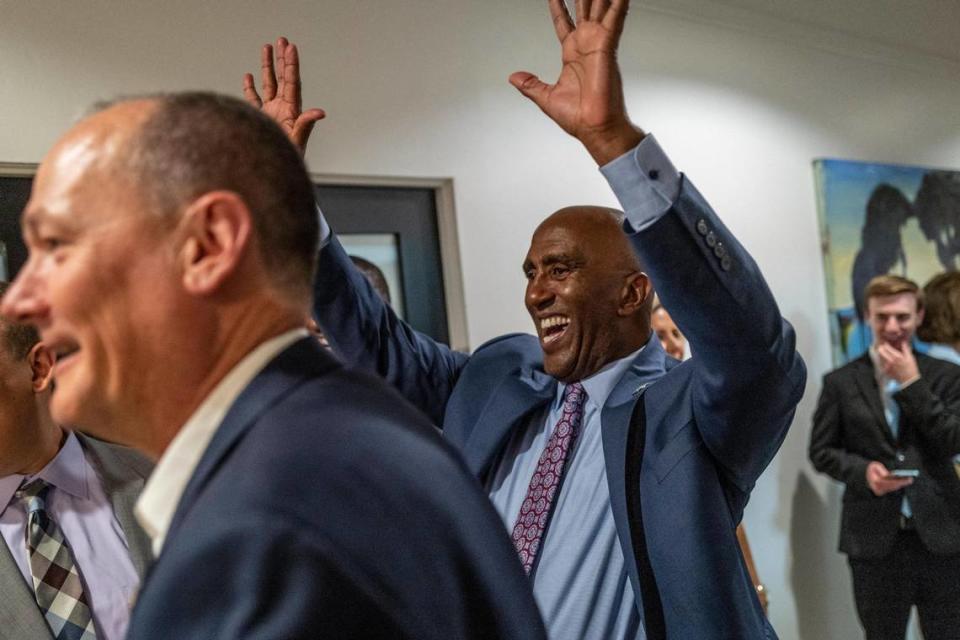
[510,0,641,164]
[243,37,325,155]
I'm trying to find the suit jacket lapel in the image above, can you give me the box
[599,336,670,624]
[106,474,152,579]
[462,366,556,478]
[166,338,339,539]
[852,355,897,446]
[0,539,54,639]
[77,434,155,579]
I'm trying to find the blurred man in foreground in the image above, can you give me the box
[1,93,545,639]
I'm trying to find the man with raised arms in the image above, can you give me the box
[291,1,806,638]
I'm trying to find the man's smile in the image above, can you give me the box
[539,314,571,347]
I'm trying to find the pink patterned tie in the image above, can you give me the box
[511,382,586,574]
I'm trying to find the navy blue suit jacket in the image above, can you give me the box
[127,339,547,640]
[314,176,806,639]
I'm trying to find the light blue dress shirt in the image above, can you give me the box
[484,135,680,640]
[925,342,960,367]
[0,432,139,640]
[487,340,670,640]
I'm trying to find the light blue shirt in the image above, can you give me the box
[0,432,139,640]
[487,340,669,640]
[485,135,680,640]
[870,347,917,517]
[925,342,960,367]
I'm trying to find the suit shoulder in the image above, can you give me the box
[822,357,866,385]
[214,370,509,556]
[919,352,960,378]
[78,433,154,480]
[241,367,462,476]
[468,333,542,370]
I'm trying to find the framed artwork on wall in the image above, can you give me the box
[814,158,960,365]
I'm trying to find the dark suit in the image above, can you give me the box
[0,434,153,640]
[313,176,807,640]
[126,338,546,640]
[809,352,960,639]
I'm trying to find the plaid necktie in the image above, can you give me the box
[16,478,97,640]
[511,382,586,574]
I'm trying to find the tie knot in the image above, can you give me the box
[15,478,51,514]
[562,382,586,411]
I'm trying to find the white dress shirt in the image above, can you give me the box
[135,328,307,556]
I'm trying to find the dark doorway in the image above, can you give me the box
[0,173,456,345]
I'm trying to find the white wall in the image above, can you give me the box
[3,2,959,638]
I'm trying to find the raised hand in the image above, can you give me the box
[876,341,920,385]
[510,0,644,165]
[243,37,325,155]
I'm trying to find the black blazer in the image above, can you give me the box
[809,352,960,559]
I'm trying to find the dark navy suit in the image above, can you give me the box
[126,339,547,640]
[314,175,806,639]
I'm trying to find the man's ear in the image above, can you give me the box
[177,191,254,295]
[27,343,55,393]
[618,271,652,317]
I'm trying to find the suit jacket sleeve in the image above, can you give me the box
[605,150,807,491]
[312,234,469,425]
[808,374,872,491]
[895,369,960,457]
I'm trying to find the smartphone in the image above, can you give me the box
[891,469,919,478]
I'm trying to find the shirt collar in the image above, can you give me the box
[135,328,308,556]
[556,341,649,412]
[0,430,88,514]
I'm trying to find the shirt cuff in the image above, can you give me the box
[317,204,331,249]
[898,375,921,390]
[599,133,681,233]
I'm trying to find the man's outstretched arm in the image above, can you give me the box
[513,0,806,488]
[243,38,469,425]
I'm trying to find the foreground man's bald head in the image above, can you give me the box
[3,94,318,456]
[1,92,547,640]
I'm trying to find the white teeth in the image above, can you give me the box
[540,315,570,331]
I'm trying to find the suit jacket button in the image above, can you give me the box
[721,255,732,271]
[714,243,726,258]
[697,219,709,236]
[706,231,717,247]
